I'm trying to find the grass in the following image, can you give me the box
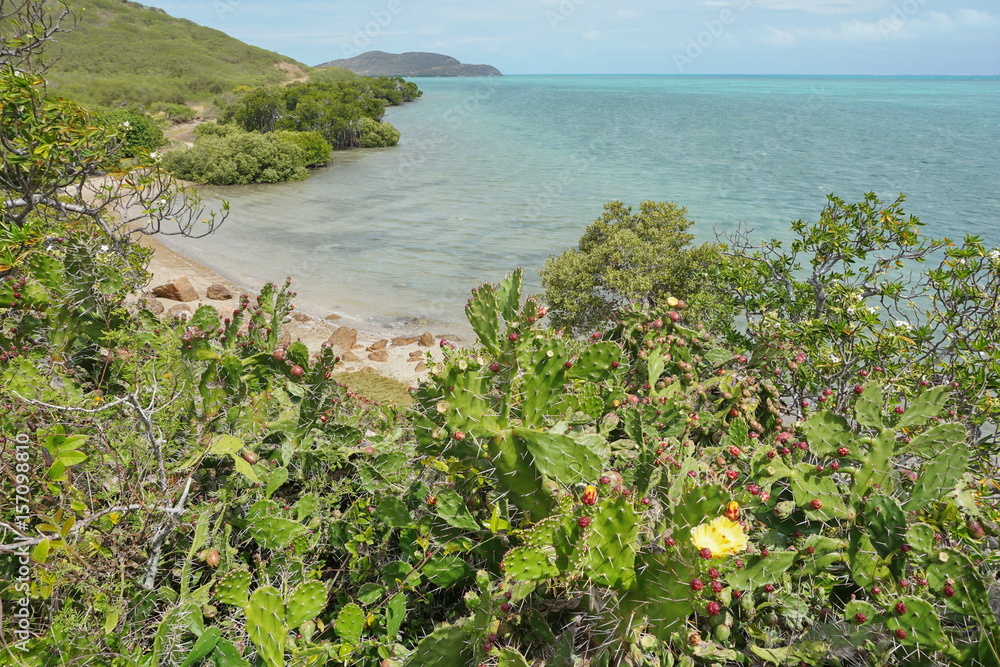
[38,0,356,107]
[334,368,415,408]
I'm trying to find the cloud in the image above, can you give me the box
[749,0,888,14]
[759,7,1000,45]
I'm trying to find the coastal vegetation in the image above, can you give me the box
[3,3,1000,667]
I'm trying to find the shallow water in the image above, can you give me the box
[164,75,1000,335]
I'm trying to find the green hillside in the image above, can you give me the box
[41,0,354,106]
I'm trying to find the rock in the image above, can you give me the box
[368,350,389,362]
[418,331,435,347]
[290,311,312,322]
[369,339,388,351]
[140,297,164,315]
[414,362,428,372]
[153,276,199,302]
[325,313,342,322]
[167,303,191,319]
[342,351,361,362]
[392,336,419,346]
[326,326,357,350]
[408,351,424,361]
[205,283,233,300]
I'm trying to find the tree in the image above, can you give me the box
[540,200,729,335]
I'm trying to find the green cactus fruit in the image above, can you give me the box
[896,386,950,430]
[883,596,952,651]
[246,586,287,667]
[513,427,603,486]
[904,436,969,512]
[285,581,327,627]
[334,603,365,646]
[405,623,474,667]
[503,546,559,583]
[246,515,308,550]
[215,570,252,607]
[585,497,637,589]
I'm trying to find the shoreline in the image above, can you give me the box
[136,232,450,387]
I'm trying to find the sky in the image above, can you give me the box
[145,1,999,75]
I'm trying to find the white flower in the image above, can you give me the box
[829,355,841,363]
[150,151,160,160]
[895,319,914,330]
[99,245,110,252]
[121,120,131,129]
[867,306,879,314]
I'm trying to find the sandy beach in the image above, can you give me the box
[135,232,448,388]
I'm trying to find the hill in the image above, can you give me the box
[40,0,357,106]
[316,51,502,77]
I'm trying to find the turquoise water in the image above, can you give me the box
[167,75,1000,334]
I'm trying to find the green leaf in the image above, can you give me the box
[264,467,288,499]
[210,435,244,456]
[498,648,530,667]
[422,555,472,588]
[433,488,480,531]
[386,592,406,642]
[230,453,260,483]
[180,627,220,667]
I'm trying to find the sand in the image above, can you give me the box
[135,233,448,388]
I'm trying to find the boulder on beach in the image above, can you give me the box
[369,339,388,351]
[139,297,165,315]
[325,313,342,322]
[206,283,233,300]
[342,350,361,362]
[290,311,312,322]
[368,350,389,362]
[393,336,419,346]
[418,331,435,347]
[326,326,358,350]
[414,362,428,372]
[167,303,192,318]
[153,276,199,302]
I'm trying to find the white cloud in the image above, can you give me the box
[750,0,889,14]
[759,7,1000,45]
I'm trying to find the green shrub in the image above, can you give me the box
[357,116,400,148]
[541,200,732,335]
[274,130,332,167]
[163,129,309,184]
[93,107,166,159]
[151,102,198,123]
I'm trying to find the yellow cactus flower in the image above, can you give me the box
[691,516,748,558]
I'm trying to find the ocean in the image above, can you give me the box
[165,75,1000,335]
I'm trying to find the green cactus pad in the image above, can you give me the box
[214,570,252,607]
[567,341,624,382]
[513,427,602,486]
[904,422,966,460]
[285,581,327,627]
[883,596,951,651]
[926,547,992,620]
[504,546,558,583]
[728,551,796,591]
[405,622,474,667]
[585,497,637,589]
[334,602,365,645]
[864,495,907,558]
[904,437,968,512]
[433,487,481,531]
[625,552,693,639]
[246,586,287,667]
[790,463,852,521]
[246,515,308,550]
[800,411,856,458]
[854,384,885,429]
[896,385,950,430]
[521,340,571,427]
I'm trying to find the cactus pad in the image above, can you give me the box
[246,586,287,667]
[285,581,327,627]
[246,515,307,550]
[214,570,252,607]
[334,602,365,646]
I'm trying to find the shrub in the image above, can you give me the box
[274,130,332,167]
[357,116,400,148]
[163,129,309,185]
[93,107,165,159]
[541,200,731,335]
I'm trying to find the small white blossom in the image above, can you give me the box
[868,306,879,314]
[150,151,160,160]
[829,355,841,363]
[895,319,914,330]
[121,120,131,129]
[99,245,110,252]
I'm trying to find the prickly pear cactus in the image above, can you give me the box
[215,569,252,607]
[246,586,287,667]
[334,602,365,646]
[284,581,327,628]
[245,515,307,550]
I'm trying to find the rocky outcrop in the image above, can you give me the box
[153,276,198,302]
[206,283,233,300]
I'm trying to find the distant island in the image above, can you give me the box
[316,51,502,77]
